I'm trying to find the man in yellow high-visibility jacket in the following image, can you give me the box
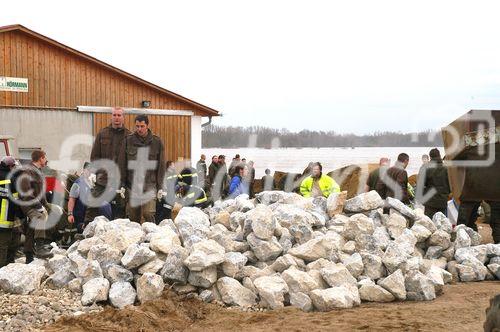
[300,162,340,198]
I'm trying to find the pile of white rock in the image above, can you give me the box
[0,190,498,312]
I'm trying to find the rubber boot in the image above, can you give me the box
[34,239,54,259]
[25,252,34,264]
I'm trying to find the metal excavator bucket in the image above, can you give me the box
[442,110,500,202]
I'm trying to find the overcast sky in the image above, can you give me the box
[2,0,500,134]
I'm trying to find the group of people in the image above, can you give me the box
[73,108,211,234]
[365,149,499,244]
[365,151,444,215]
[1,113,498,267]
[198,153,342,200]
[197,153,257,200]
[0,107,212,264]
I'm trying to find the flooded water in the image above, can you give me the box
[201,147,444,178]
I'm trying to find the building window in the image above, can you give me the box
[19,147,41,160]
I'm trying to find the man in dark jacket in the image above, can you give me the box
[89,107,131,219]
[207,155,219,190]
[19,150,59,259]
[417,148,451,218]
[210,155,229,200]
[365,157,389,192]
[228,154,241,178]
[217,155,230,199]
[376,153,410,205]
[119,114,165,224]
[0,156,23,267]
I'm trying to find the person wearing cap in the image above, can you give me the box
[365,157,390,193]
[0,156,23,267]
[178,165,199,187]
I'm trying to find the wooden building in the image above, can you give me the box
[0,24,218,171]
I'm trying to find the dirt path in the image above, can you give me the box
[45,222,498,332]
[45,281,499,332]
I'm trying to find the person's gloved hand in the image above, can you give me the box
[116,187,126,199]
[157,189,166,201]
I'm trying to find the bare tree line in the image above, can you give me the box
[202,125,443,148]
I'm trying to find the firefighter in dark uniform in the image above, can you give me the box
[0,156,23,267]
[177,167,209,209]
[156,161,179,223]
[157,166,208,220]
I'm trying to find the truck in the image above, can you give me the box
[0,135,18,160]
[441,110,500,202]
[0,135,65,195]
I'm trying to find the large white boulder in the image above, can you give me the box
[136,273,165,303]
[81,277,110,305]
[254,275,289,309]
[109,281,136,308]
[0,263,46,295]
[217,277,257,307]
[310,287,358,310]
[184,239,226,271]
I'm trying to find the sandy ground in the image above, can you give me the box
[43,282,499,332]
[44,223,499,332]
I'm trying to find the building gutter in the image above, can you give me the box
[77,106,194,116]
[201,116,213,128]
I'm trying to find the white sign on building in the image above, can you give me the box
[0,76,29,92]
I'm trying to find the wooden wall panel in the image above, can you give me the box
[0,30,208,115]
[0,33,4,105]
[0,29,209,162]
[92,113,191,162]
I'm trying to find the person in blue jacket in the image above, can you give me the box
[228,165,250,199]
[68,162,112,234]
